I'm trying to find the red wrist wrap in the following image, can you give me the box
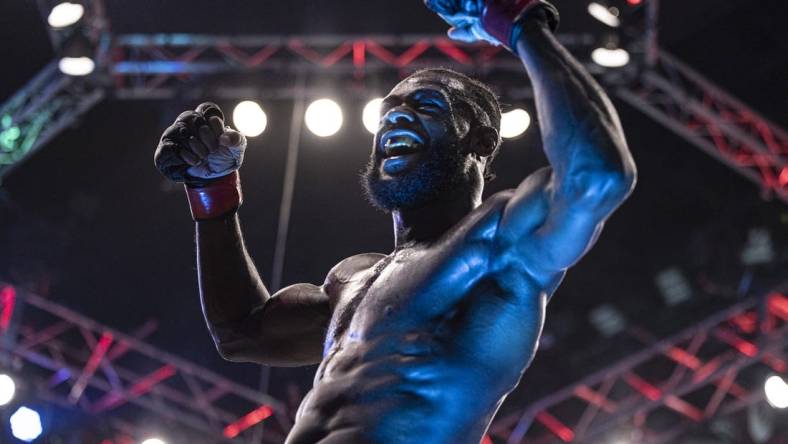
[482,0,555,50]
[184,171,242,221]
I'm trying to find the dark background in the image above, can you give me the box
[0,0,786,440]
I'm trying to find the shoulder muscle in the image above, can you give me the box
[324,253,387,287]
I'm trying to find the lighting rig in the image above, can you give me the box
[1,1,787,443]
[1,0,785,199]
[1,281,786,443]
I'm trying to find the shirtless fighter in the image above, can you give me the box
[154,1,636,442]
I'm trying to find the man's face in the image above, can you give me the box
[361,75,483,212]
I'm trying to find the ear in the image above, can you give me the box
[467,125,499,157]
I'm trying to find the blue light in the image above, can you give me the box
[113,61,223,75]
[10,406,43,442]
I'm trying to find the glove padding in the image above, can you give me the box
[154,102,247,188]
[424,0,558,51]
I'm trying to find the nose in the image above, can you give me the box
[383,107,416,126]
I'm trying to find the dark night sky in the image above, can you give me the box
[0,0,786,426]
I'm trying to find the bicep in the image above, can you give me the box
[498,166,622,275]
[214,283,331,367]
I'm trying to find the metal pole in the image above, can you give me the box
[255,72,307,442]
[645,0,660,68]
[270,73,306,293]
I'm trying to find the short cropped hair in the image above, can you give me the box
[406,68,503,181]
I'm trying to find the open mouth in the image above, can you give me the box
[379,129,426,158]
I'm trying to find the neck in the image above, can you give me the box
[391,192,481,249]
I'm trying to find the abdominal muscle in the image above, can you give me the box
[286,325,507,444]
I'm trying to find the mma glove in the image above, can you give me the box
[425,0,559,53]
[154,102,246,221]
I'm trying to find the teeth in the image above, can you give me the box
[385,136,416,148]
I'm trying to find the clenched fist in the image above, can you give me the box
[154,102,246,187]
[424,0,558,51]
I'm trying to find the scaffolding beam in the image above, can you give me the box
[0,283,291,444]
[617,51,788,202]
[0,62,104,180]
[488,284,788,444]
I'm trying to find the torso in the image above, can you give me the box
[286,192,559,444]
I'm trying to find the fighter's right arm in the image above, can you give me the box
[197,215,330,367]
[154,103,330,367]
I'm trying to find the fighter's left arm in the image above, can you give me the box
[424,0,636,275]
[497,18,637,275]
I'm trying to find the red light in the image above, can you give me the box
[624,372,661,401]
[223,405,274,438]
[627,0,643,5]
[714,328,758,357]
[0,285,16,333]
[779,167,788,187]
[224,425,240,439]
[536,411,575,442]
[768,293,788,320]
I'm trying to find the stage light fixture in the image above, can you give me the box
[58,32,95,76]
[232,100,267,137]
[764,375,788,409]
[141,438,167,444]
[58,57,95,76]
[362,98,384,134]
[500,108,531,139]
[588,3,621,28]
[589,304,626,337]
[47,2,85,29]
[655,267,692,306]
[10,406,43,442]
[305,99,343,137]
[591,46,630,68]
[0,374,16,406]
[740,227,774,265]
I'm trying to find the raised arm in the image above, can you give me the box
[197,215,330,366]
[498,9,637,274]
[154,103,330,367]
[424,0,636,276]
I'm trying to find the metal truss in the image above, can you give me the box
[108,33,600,101]
[488,284,788,444]
[4,34,787,205]
[0,62,104,180]
[0,0,110,181]
[0,283,293,444]
[617,51,788,203]
[4,279,785,444]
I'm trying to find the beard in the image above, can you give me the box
[360,141,473,213]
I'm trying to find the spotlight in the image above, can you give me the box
[500,108,531,139]
[0,374,16,406]
[588,3,621,28]
[47,1,85,29]
[655,267,692,306]
[764,375,788,409]
[362,98,384,134]
[740,227,774,265]
[58,32,95,76]
[305,99,343,137]
[141,439,167,444]
[589,304,627,337]
[232,100,267,137]
[58,57,95,76]
[10,406,43,442]
[591,46,630,68]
